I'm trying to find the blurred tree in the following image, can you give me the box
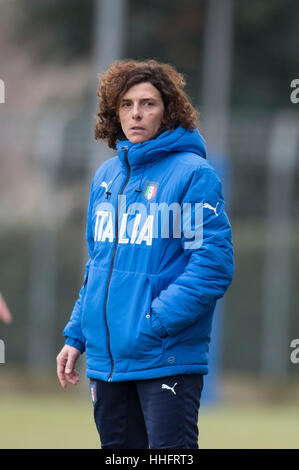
[14,0,94,64]
[233,0,299,109]
[12,0,299,108]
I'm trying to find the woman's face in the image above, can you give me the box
[118,81,165,144]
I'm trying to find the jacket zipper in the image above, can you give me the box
[104,148,131,382]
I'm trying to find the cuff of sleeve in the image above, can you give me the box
[65,337,85,354]
[151,310,168,338]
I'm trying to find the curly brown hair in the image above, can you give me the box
[94,59,200,149]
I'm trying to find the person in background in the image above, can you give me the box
[57,59,234,449]
[0,292,12,324]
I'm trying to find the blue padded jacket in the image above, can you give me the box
[63,125,234,382]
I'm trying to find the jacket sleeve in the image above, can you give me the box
[62,179,95,352]
[150,166,234,338]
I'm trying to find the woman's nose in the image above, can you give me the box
[132,104,142,120]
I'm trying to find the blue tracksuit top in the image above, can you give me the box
[63,125,234,382]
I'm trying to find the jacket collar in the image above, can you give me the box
[116,125,207,176]
[117,126,185,173]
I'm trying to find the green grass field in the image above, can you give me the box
[0,393,298,449]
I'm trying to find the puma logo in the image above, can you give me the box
[100,180,112,192]
[100,180,113,199]
[161,382,178,395]
[203,202,219,216]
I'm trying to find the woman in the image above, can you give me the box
[57,59,234,449]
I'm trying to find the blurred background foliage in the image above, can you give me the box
[11,0,299,108]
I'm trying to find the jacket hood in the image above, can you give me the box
[116,125,207,171]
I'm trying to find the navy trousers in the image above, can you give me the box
[89,374,204,449]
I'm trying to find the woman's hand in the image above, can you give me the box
[0,293,12,324]
[56,344,81,389]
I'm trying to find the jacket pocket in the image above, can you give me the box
[81,264,110,360]
[107,270,164,365]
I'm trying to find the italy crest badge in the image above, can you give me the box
[144,182,158,200]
